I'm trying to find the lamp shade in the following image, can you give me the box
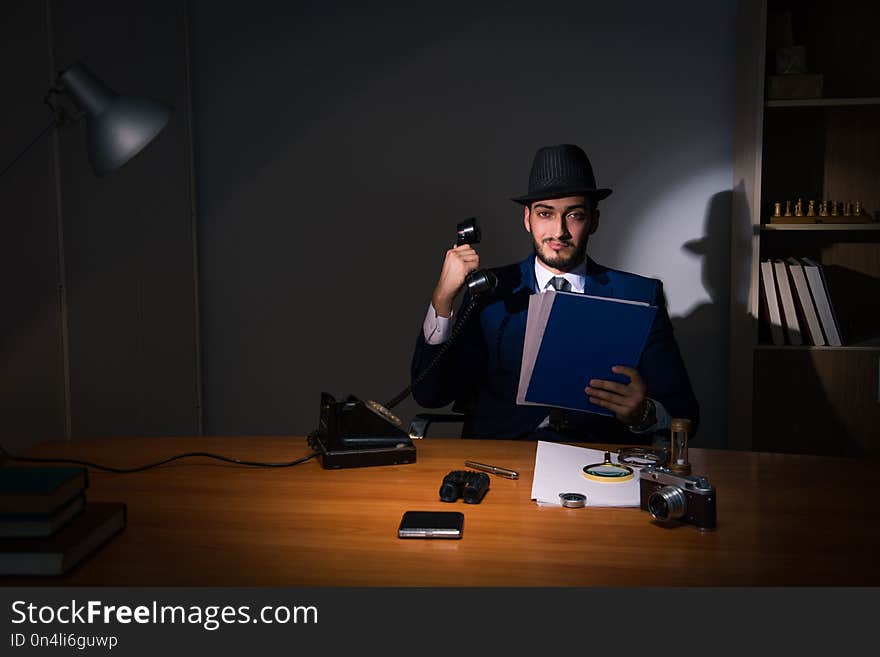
[58,62,173,176]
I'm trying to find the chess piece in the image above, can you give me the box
[819,201,828,217]
[843,201,851,216]
[795,198,804,217]
[807,200,816,217]
[784,200,793,217]
[854,200,862,216]
[830,200,839,216]
[773,202,782,217]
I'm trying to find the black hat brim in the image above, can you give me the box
[511,187,613,205]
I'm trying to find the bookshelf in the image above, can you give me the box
[730,0,880,456]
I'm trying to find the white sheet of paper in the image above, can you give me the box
[530,440,641,507]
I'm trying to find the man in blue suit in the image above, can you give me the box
[411,144,698,442]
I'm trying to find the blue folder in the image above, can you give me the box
[517,291,657,416]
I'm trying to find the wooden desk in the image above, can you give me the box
[5,436,878,586]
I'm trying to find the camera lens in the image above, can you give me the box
[648,486,686,522]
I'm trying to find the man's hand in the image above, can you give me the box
[431,244,480,317]
[584,365,648,426]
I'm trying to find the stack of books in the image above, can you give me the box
[0,466,126,576]
[759,257,843,346]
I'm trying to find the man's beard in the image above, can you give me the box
[532,236,589,272]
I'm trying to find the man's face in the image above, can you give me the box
[523,195,599,273]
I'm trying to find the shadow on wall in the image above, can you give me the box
[671,191,731,449]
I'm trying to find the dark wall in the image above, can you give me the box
[51,1,200,439]
[190,0,737,445]
[3,0,737,452]
[1,0,200,452]
[0,2,65,453]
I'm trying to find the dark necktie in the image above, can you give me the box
[547,276,571,433]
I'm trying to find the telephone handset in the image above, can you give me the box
[381,217,497,412]
[456,217,498,296]
[310,218,497,468]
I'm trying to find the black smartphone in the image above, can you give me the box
[397,511,464,539]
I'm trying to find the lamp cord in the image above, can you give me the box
[0,90,308,473]
[0,116,58,182]
[0,437,319,474]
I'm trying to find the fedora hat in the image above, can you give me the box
[511,144,612,205]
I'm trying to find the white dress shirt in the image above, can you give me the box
[421,258,668,434]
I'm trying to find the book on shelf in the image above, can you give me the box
[821,264,880,346]
[759,260,785,346]
[0,502,126,576]
[786,257,826,346]
[800,257,843,347]
[772,260,802,345]
[0,493,85,539]
[516,290,657,415]
[0,466,88,515]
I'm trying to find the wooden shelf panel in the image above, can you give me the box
[766,97,880,108]
[761,223,880,230]
[753,348,880,456]
[761,105,880,218]
[755,345,880,351]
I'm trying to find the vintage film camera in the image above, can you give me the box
[639,465,716,530]
[439,470,490,504]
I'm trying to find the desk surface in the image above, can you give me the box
[5,436,878,586]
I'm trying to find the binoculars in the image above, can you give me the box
[439,470,490,504]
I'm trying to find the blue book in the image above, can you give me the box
[0,467,88,515]
[516,290,657,415]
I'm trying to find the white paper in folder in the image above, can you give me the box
[530,441,640,507]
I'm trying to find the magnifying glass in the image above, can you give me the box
[582,451,634,483]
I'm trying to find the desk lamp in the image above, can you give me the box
[0,61,172,180]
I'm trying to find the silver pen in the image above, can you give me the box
[465,460,519,480]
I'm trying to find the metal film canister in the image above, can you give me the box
[559,492,587,508]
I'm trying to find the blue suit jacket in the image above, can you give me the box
[411,255,699,441]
